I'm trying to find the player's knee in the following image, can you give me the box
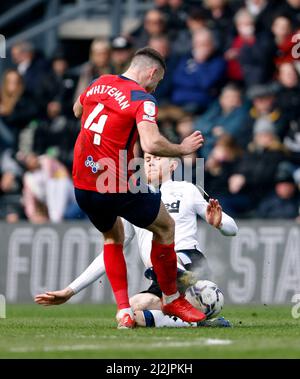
[155,217,175,242]
[130,293,161,311]
[130,294,150,311]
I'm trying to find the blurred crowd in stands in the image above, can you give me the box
[1,0,300,223]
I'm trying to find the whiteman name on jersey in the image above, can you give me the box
[86,84,130,110]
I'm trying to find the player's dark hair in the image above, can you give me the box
[133,47,167,72]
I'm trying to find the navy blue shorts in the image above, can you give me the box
[74,187,161,233]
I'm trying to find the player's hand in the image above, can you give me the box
[180,131,204,155]
[206,199,222,229]
[34,287,74,306]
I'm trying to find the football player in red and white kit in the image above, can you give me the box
[72,47,205,328]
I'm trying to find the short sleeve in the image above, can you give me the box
[136,100,158,125]
[190,184,208,219]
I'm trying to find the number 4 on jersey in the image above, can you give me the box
[84,103,108,145]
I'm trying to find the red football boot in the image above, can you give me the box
[162,295,206,323]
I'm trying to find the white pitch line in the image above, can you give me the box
[9,338,232,353]
[204,339,232,346]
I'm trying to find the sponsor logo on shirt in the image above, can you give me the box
[165,200,181,213]
[85,155,99,173]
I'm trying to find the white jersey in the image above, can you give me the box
[123,180,238,266]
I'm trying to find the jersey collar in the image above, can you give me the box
[118,75,139,85]
[160,179,173,189]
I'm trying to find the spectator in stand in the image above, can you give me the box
[74,38,114,100]
[276,0,300,28]
[225,8,257,83]
[194,83,249,159]
[171,115,198,182]
[10,41,48,95]
[144,34,185,139]
[200,0,236,51]
[0,150,24,223]
[172,28,226,114]
[130,9,168,49]
[175,115,194,143]
[22,153,75,223]
[0,69,37,151]
[276,62,300,122]
[154,0,169,13]
[257,166,300,219]
[239,83,289,147]
[225,8,275,86]
[283,120,300,166]
[243,0,281,33]
[204,135,243,209]
[227,117,288,216]
[171,8,210,56]
[272,14,299,67]
[110,36,133,75]
[165,0,189,34]
[32,104,80,173]
[37,50,77,118]
[149,35,179,105]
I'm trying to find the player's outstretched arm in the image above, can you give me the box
[35,220,137,306]
[35,288,74,306]
[137,121,204,157]
[34,253,105,306]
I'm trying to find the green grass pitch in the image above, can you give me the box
[0,304,300,358]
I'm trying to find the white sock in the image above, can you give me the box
[69,254,105,294]
[150,310,197,328]
[163,291,180,304]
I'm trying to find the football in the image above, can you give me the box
[185,280,224,319]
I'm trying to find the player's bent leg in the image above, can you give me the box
[135,310,231,328]
[130,293,162,312]
[146,202,206,323]
[122,194,205,323]
[146,202,178,298]
[135,310,197,328]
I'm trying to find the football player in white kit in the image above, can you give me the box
[35,153,238,327]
